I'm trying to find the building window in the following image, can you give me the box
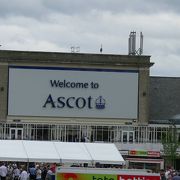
[122,131,134,143]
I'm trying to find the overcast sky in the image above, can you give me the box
[0,0,180,77]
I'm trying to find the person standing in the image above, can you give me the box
[45,166,53,180]
[13,164,20,180]
[172,172,180,180]
[41,166,47,180]
[29,165,36,180]
[0,162,8,180]
[19,167,28,180]
[35,165,42,180]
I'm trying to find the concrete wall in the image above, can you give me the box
[0,50,153,125]
[138,68,150,124]
[0,64,8,121]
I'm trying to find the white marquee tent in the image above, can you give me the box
[0,140,124,164]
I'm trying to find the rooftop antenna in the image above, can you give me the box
[139,32,143,55]
[100,44,103,53]
[128,31,136,55]
[128,31,143,55]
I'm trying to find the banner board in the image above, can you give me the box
[129,150,160,157]
[56,173,160,180]
[56,168,160,180]
[8,66,139,119]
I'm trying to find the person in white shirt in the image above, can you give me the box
[46,167,53,180]
[13,165,20,180]
[0,163,8,180]
[36,165,42,180]
[20,167,28,180]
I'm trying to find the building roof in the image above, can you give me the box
[149,76,180,124]
[0,49,152,68]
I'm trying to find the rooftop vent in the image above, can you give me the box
[128,31,143,56]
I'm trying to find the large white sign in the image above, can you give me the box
[8,66,139,119]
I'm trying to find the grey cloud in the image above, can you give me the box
[0,0,180,19]
[41,0,180,15]
[0,0,180,77]
[0,0,49,19]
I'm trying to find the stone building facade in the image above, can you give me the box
[1,49,179,170]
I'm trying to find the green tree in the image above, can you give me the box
[162,125,180,169]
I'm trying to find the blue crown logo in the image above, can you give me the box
[95,96,106,109]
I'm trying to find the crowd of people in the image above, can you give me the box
[160,167,180,180]
[0,162,56,180]
[1,161,180,180]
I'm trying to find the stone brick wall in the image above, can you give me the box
[0,50,153,124]
[138,68,150,124]
[0,64,8,121]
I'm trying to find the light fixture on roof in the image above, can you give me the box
[71,46,80,53]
